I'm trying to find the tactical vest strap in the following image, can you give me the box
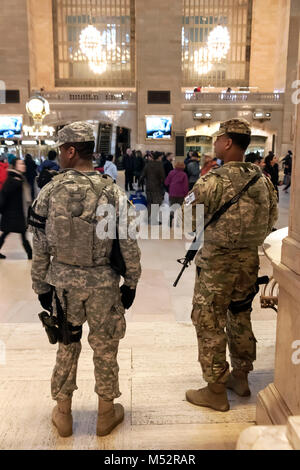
[28,206,47,230]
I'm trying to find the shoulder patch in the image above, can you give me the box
[184,191,196,206]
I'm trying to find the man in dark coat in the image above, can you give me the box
[163,152,174,178]
[0,157,32,259]
[133,150,145,190]
[139,151,165,224]
[123,148,135,191]
[186,151,200,190]
[24,153,37,201]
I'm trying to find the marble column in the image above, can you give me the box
[256,29,300,425]
[135,0,183,154]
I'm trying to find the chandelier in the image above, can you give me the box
[193,47,213,75]
[207,25,230,62]
[78,24,107,75]
[72,23,131,75]
[79,25,101,60]
[189,25,230,75]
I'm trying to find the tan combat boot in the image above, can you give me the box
[97,397,124,437]
[226,369,250,397]
[52,398,73,437]
[186,383,230,412]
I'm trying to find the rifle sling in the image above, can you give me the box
[204,173,261,230]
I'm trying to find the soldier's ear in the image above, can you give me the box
[67,146,77,159]
[224,137,233,151]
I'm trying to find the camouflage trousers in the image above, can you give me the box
[192,249,259,384]
[51,285,126,402]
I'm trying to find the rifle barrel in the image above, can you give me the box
[173,262,188,287]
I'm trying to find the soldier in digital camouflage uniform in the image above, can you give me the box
[29,122,141,437]
[184,118,278,411]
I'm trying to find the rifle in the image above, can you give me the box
[173,233,201,287]
[173,173,261,287]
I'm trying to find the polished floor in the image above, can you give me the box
[0,182,289,450]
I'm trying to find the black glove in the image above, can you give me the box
[38,290,53,312]
[120,285,136,309]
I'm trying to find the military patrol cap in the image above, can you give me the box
[54,121,95,147]
[213,118,251,137]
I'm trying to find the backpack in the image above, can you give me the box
[46,170,114,267]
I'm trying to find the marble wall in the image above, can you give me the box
[250,0,290,93]
[0,0,30,114]
[27,0,55,91]
[135,0,182,154]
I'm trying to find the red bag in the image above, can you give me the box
[0,162,8,191]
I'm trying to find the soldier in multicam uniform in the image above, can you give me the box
[29,122,141,437]
[184,119,278,411]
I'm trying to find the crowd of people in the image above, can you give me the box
[0,144,294,257]
[0,150,61,259]
[244,149,293,200]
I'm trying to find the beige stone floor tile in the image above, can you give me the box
[130,271,173,317]
[131,372,273,426]
[0,378,131,450]
[131,423,254,450]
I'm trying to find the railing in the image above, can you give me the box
[183,92,284,104]
[36,91,136,104]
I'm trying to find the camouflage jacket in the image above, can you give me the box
[29,170,141,294]
[184,162,278,266]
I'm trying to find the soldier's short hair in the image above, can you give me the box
[61,141,95,160]
[226,132,251,151]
